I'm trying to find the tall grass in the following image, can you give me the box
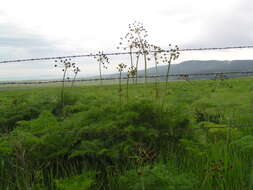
[0,77,253,189]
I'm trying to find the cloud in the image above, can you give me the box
[0,23,76,60]
[183,0,253,48]
[1,0,253,80]
[0,23,84,80]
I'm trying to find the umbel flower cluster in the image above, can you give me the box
[54,58,78,80]
[54,58,76,71]
[117,63,127,73]
[53,21,181,88]
[93,51,110,70]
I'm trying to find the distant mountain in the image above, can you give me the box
[3,60,253,83]
[103,60,253,80]
[150,60,253,74]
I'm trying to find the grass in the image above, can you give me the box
[0,77,253,189]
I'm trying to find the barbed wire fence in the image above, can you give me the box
[0,45,253,137]
[1,45,253,85]
[1,45,253,64]
[0,71,252,85]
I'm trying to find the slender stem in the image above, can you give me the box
[143,53,148,84]
[161,56,173,112]
[119,71,122,109]
[71,73,77,87]
[165,56,173,92]
[154,55,158,98]
[61,68,67,108]
[126,76,129,103]
[135,54,140,84]
[99,61,102,85]
[141,175,145,190]
[130,47,133,67]
[130,47,134,83]
[137,33,148,84]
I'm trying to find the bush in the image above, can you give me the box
[118,163,197,190]
[231,135,253,157]
[55,171,95,190]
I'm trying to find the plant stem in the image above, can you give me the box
[143,53,148,84]
[161,56,173,112]
[130,47,134,83]
[61,68,67,109]
[165,56,173,93]
[154,55,159,98]
[141,175,145,190]
[137,33,148,84]
[135,54,140,84]
[119,71,122,109]
[71,73,77,87]
[126,76,129,104]
[99,61,103,85]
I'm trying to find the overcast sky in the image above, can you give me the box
[1,0,253,80]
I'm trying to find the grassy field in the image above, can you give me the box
[0,77,253,190]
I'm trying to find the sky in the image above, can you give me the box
[0,0,253,80]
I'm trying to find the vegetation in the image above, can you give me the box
[0,76,253,189]
[54,58,77,110]
[93,51,110,85]
[0,21,252,190]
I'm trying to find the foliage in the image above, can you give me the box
[55,171,95,190]
[0,77,253,189]
[54,58,79,110]
[93,51,110,85]
[118,164,197,190]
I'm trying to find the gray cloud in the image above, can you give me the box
[0,23,81,80]
[185,0,253,48]
[1,0,253,81]
[0,23,74,60]
[0,36,52,48]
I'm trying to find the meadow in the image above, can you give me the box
[0,77,253,190]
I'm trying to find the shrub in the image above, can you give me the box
[55,171,95,190]
[231,135,253,157]
[118,163,197,190]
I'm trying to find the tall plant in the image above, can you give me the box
[117,63,127,108]
[164,45,180,92]
[126,66,137,103]
[119,21,149,84]
[93,51,110,85]
[117,39,134,83]
[71,66,81,87]
[135,51,141,84]
[130,22,149,83]
[149,44,164,98]
[160,45,180,111]
[54,58,76,108]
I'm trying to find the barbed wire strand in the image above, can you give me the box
[1,45,253,64]
[0,71,252,85]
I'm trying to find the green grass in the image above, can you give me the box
[0,77,253,189]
